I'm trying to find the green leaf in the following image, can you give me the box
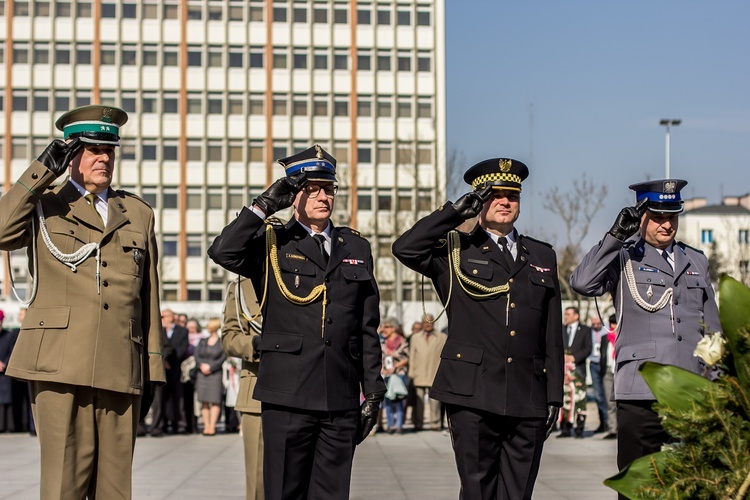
[604,452,667,499]
[719,274,750,393]
[639,362,714,413]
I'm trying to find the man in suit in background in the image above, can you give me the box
[571,179,721,493]
[558,306,592,438]
[600,314,618,440]
[208,145,385,500]
[393,157,564,500]
[149,308,188,436]
[0,105,164,498]
[221,277,264,500]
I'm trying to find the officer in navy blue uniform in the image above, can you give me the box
[393,158,564,500]
[571,179,721,490]
[208,145,385,500]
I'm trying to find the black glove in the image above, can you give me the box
[357,392,384,444]
[608,198,649,241]
[251,335,261,360]
[451,184,494,220]
[252,174,308,216]
[545,405,560,440]
[139,382,157,422]
[37,138,83,177]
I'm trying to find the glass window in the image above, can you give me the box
[357,99,372,117]
[208,96,223,114]
[293,7,306,22]
[417,101,432,118]
[143,4,157,19]
[293,52,307,69]
[273,146,287,160]
[164,46,179,66]
[207,192,223,209]
[163,4,178,19]
[187,97,202,114]
[141,144,157,160]
[187,5,202,19]
[143,47,158,66]
[739,229,749,244]
[418,191,432,211]
[377,9,390,25]
[122,47,137,65]
[76,2,92,16]
[333,8,347,23]
[186,193,202,210]
[121,142,136,160]
[229,5,244,20]
[12,92,28,111]
[33,92,49,111]
[163,145,178,161]
[34,2,51,16]
[377,100,392,117]
[162,234,178,255]
[208,51,223,67]
[417,147,432,164]
[121,95,136,112]
[397,10,410,26]
[229,48,243,68]
[75,92,90,107]
[142,96,157,113]
[99,46,116,65]
[377,54,391,71]
[334,53,348,70]
[417,55,431,72]
[357,9,370,24]
[397,101,411,118]
[273,52,287,69]
[314,54,328,69]
[417,10,430,26]
[54,94,70,112]
[273,98,287,116]
[187,144,202,161]
[228,96,243,115]
[357,193,372,210]
[207,145,222,162]
[293,99,308,116]
[228,144,243,162]
[249,97,264,115]
[141,188,157,208]
[13,44,29,64]
[398,193,412,211]
[249,5,263,21]
[397,55,411,71]
[208,5,222,20]
[188,49,202,67]
[101,3,116,17]
[14,2,30,16]
[273,7,286,22]
[313,100,328,116]
[55,46,71,64]
[378,193,392,211]
[249,50,264,68]
[33,44,50,64]
[701,229,713,244]
[249,144,264,162]
[357,147,372,163]
[313,7,327,23]
[11,141,28,159]
[122,3,137,19]
[76,47,92,65]
[334,100,348,117]
[377,145,391,163]
[163,97,178,114]
[358,53,371,70]
[55,2,72,16]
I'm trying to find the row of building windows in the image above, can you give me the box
[2,1,432,27]
[2,89,435,119]
[3,42,433,73]
[3,137,435,165]
[700,229,750,245]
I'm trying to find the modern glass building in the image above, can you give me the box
[1,0,446,307]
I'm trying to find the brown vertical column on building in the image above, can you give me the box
[264,0,273,187]
[349,0,358,228]
[178,0,188,301]
[92,0,101,103]
[3,0,14,297]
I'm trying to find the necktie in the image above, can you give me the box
[662,250,673,270]
[85,193,102,222]
[313,234,329,263]
[499,236,513,269]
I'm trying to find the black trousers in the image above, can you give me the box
[447,405,547,500]
[616,400,672,471]
[261,403,359,500]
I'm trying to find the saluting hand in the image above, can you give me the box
[253,174,309,216]
[608,198,648,241]
[452,184,495,220]
[37,138,83,178]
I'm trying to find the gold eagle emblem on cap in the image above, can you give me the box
[499,159,512,172]
[664,181,677,194]
[315,144,323,159]
[101,107,114,123]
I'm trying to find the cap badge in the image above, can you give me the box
[499,159,512,172]
[101,107,114,123]
[315,144,323,159]
[664,181,677,194]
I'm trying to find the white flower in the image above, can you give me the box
[693,332,726,366]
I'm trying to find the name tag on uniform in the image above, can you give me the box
[530,264,550,272]
[639,266,658,273]
[343,259,364,265]
[686,271,700,276]
[286,253,307,261]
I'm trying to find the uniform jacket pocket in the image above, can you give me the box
[19,306,71,374]
[437,341,484,396]
[118,231,146,276]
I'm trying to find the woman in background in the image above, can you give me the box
[380,317,410,434]
[195,318,226,435]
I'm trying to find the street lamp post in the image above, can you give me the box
[659,119,681,178]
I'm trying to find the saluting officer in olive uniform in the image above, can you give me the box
[208,145,385,500]
[570,179,721,481]
[0,105,164,499]
[393,158,564,500]
[221,276,265,500]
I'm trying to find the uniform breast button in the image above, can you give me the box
[520,256,526,261]
[677,336,683,341]
[327,318,333,324]
[353,274,358,279]
[32,172,39,179]
[510,303,516,308]
[456,353,462,359]
[39,321,44,326]
[132,241,137,245]
[103,304,109,310]
[541,279,545,283]
[294,268,299,272]
[676,318,681,323]
[325,339,331,346]
[647,278,652,282]
[509,278,514,283]
[510,330,516,337]
[69,230,74,234]
[507,357,513,363]
[102,261,107,267]
[632,352,637,358]
[673,300,678,305]
[275,344,280,349]
[472,269,478,275]
[103,281,109,287]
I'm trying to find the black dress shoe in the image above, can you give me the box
[593,425,607,434]
[603,432,617,440]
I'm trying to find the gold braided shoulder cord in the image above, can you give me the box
[423,231,510,324]
[265,225,328,337]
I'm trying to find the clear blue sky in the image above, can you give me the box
[446,0,750,248]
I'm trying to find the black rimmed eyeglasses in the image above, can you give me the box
[304,184,338,198]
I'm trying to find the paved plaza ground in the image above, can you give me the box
[0,403,617,500]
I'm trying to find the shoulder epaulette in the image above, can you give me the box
[339,227,364,239]
[116,190,152,208]
[264,216,284,227]
[678,241,705,255]
[521,234,553,249]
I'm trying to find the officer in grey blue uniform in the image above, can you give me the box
[570,179,720,481]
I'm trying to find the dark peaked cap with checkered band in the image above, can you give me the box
[463,158,529,192]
